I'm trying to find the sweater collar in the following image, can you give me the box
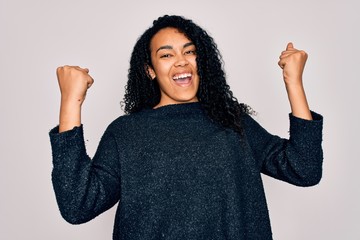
[144,102,204,117]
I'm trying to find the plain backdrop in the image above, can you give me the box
[1,0,359,239]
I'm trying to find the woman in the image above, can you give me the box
[50,15,323,239]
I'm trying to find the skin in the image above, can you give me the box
[56,65,93,132]
[56,34,311,133]
[147,27,200,108]
[278,42,312,120]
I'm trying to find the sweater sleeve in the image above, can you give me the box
[49,125,121,224]
[243,111,323,186]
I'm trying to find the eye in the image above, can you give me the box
[184,50,196,55]
[160,54,172,58]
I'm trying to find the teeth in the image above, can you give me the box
[173,73,192,80]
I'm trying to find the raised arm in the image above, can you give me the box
[278,43,312,120]
[50,66,121,224]
[243,43,323,186]
[56,65,94,132]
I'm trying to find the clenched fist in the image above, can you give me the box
[277,43,312,120]
[56,65,94,105]
[278,43,308,86]
[56,65,94,132]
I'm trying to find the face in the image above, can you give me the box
[148,27,200,108]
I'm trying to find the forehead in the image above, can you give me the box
[150,27,192,50]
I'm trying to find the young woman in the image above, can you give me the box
[50,15,323,240]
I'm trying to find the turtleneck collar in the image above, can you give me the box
[142,102,205,118]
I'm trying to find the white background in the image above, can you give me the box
[1,0,359,239]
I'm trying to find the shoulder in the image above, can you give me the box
[105,109,153,134]
[241,113,265,132]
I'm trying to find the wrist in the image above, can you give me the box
[285,82,312,120]
[60,95,85,107]
[284,75,303,86]
[59,99,82,133]
[285,79,304,93]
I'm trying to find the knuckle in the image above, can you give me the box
[300,50,307,55]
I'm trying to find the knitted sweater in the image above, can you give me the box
[49,102,323,240]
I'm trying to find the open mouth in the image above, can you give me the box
[172,73,192,86]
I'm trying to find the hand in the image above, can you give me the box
[278,43,308,86]
[56,65,94,105]
[56,65,94,132]
[278,43,312,120]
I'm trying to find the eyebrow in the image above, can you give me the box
[156,42,194,53]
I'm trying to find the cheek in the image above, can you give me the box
[154,62,173,77]
[189,57,198,70]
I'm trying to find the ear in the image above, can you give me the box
[146,65,156,80]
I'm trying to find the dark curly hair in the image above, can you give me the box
[123,15,253,134]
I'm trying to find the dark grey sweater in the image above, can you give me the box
[49,102,323,240]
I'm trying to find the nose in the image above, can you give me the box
[174,54,189,67]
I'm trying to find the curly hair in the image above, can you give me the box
[123,15,253,134]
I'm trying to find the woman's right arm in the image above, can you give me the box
[50,66,121,224]
[50,125,121,224]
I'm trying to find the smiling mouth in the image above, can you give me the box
[172,73,192,86]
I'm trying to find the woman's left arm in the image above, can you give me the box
[243,43,323,186]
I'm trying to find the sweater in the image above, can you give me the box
[49,102,323,240]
